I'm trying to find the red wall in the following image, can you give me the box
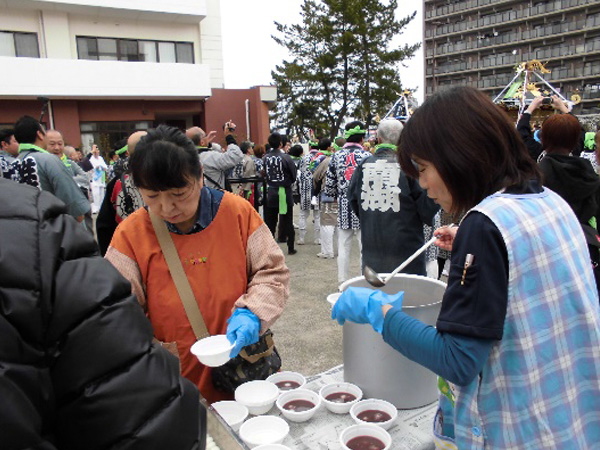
[0,99,205,147]
[205,87,272,147]
[0,90,273,149]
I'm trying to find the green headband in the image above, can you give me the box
[345,126,366,139]
[115,145,128,155]
[333,143,341,151]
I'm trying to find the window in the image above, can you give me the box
[80,121,152,154]
[119,39,139,62]
[139,41,157,62]
[158,42,176,63]
[0,31,39,58]
[76,36,194,64]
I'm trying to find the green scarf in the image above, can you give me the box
[375,143,397,152]
[19,143,50,154]
[60,154,72,167]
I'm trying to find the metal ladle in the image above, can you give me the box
[364,233,443,288]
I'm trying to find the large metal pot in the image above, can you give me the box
[339,274,445,409]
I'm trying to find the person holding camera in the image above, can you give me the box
[517,95,582,161]
[186,121,242,191]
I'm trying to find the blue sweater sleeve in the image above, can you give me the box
[382,306,495,386]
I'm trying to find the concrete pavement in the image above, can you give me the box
[270,215,362,377]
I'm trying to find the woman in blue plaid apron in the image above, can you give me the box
[333,86,600,449]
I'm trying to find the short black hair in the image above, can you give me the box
[345,121,366,143]
[289,144,303,157]
[0,128,14,146]
[268,132,282,150]
[281,135,289,147]
[129,125,202,191]
[318,138,332,151]
[14,116,44,144]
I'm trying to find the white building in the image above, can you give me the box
[0,0,224,148]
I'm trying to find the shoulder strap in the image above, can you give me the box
[148,211,209,340]
[203,172,223,190]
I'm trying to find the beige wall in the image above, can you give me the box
[200,0,224,88]
[0,2,224,88]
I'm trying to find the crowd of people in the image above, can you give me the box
[2,84,600,449]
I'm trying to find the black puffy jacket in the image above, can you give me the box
[0,179,205,450]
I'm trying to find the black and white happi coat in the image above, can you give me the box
[324,143,371,230]
[298,150,321,211]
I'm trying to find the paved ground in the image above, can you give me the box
[269,212,362,377]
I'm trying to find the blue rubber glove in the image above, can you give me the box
[331,287,404,334]
[226,308,261,358]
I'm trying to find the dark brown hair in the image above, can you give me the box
[398,86,540,215]
[253,145,265,159]
[541,113,581,154]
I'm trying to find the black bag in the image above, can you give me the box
[211,329,281,393]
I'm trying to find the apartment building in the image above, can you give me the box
[424,0,600,114]
[0,0,275,150]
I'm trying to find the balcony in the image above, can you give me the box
[424,2,598,40]
[0,56,211,99]
[0,0,207,23]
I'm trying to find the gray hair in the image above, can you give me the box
[64,145,76,157]
[377,118,403,145]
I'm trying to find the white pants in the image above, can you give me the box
[338,228,362,283]
[320,225,336,256]
[298,208,320,243]
[91,184,105,214]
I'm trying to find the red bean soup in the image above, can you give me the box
[357,410,392,423]
[325,392,357,403]
[283,399,315,412]
[346,435,386,450]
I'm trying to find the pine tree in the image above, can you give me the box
[271,0,419,138]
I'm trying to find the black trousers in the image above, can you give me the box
[264,188,295,252]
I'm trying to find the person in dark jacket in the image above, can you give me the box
[349,118,439,275]
[0,178,206,450]
[263,132,298,255]
[537,113,600,292]
[96,131,146,255]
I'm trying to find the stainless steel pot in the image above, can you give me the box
[339,274,446,409]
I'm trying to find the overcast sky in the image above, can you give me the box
[220,0,424,104]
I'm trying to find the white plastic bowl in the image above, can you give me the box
[319,382,363,414]
[211,400,249,432]
[276,388,321,423]
[339,424,392,450]
[350,398,398,430]
[267,371,307,393]
[235,380,279,415]
[254,445,292,450]
[327,292,341,306]
[190,335,234,367]
[239,416,289,448]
